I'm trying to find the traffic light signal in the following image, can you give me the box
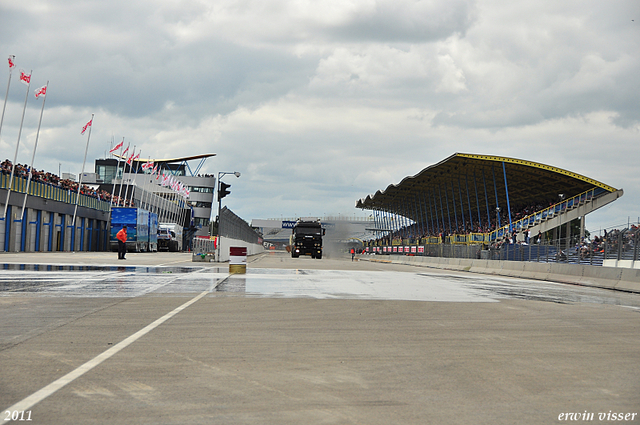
[218,182,231,200]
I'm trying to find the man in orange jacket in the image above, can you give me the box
[116,225,127,260]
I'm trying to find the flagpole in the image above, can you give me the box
[3,70,32,220]
[111,138,125,207]
[0,56,15,146]
[150,165,160,215]
[140,157,151,210]
[145,160,157,213]
[122,146,135,205]
[71,113,94,247]
[20,81,48,221]
[125,149,140,207]
[159,170,167,223]
[131,153,142,207]
[158,173,167,223]
[173,192,178,223]
[116,141,129,206]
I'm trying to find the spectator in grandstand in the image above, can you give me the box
[1,159,118,205]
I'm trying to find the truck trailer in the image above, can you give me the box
[110,207,150,252]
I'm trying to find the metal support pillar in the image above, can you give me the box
[473,172,482,231]
[449,181,458,232]
[465,174,474,232]
[457,177,465,232]
[502,162,512,231]
[482,169,491,229]
[492,166,500,228]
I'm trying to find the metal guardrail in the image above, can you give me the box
[191,236,216,262]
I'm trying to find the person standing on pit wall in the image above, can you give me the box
[350,247,355,261]
[117,225,128,260]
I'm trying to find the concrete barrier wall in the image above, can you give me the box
[364,255,640,294]
[217,236,264,262]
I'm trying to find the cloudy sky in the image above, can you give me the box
[0,0,638,232]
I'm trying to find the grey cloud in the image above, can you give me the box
[325,0,478,42]
[1,0,639,230]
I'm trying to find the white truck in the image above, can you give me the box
[158,223,183,252]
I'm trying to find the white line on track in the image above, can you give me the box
[3,273,231,413]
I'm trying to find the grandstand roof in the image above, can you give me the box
[114,153,216,163]
[356,153,618,218]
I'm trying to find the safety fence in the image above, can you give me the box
[365,226,639,267]
[1,173,111,212]
[219,206,262,245]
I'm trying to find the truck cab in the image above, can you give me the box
[158,223,182,252]
[290,219,325,259]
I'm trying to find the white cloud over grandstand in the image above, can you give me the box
[0,0,638,231]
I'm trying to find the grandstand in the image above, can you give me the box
[356,153,623,261]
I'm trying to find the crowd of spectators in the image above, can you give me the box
[1,159,132,206]
[580,225,640,260]
[369,201,556,247]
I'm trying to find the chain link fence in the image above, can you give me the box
[219,206,262,245]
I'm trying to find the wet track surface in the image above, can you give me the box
[1,254,639,424]
[2,263,640,310]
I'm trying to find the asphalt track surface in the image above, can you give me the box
[0,251,639,424]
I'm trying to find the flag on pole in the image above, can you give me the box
[141,161,154,170]
[109,140,123,153]
[151,164,158,175]
[81,118,92,135]
[126,151,135,165]
[122,145,129,157]
[8,55,16,69]
[34,85,47,99]
[19,70,31,85]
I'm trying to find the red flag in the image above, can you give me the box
[121,146,129,157]
[126,151,135,165]
[19,70,31,85]
[109,141,123,153]
[81,119,92,135]
[141,161,154,170]
[34,85,47,99]
[8,56,15,69]
[151,164,158,175]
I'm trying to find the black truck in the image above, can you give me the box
[290,219,325,259]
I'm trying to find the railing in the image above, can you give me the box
[0,173,111,212]
[377,187,606,245]
[487,187,606,241]
[364,229,639,267]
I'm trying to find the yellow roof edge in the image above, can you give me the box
[113,153,217,163]
[456,153,617,193]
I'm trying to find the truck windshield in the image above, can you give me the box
[296,227,321,236]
